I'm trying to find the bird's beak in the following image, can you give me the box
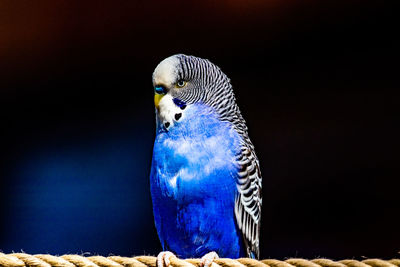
[154,93,165,109]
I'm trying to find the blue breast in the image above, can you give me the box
[150,103,245,258]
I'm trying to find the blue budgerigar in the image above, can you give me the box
[150,54,262,263]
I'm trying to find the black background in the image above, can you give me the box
[0,0,399,259]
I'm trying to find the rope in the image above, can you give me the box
[0,254,399,267]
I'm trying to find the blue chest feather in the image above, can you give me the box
[150,103,245,258]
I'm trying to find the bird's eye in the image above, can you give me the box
[155,85,167,94]
[176,80,187,88]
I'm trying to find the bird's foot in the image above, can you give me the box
[157,251,176,267]
[201,251,219,267]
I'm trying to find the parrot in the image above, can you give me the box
[150,54,262,266]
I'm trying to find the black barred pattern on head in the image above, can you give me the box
[172,54,262,259]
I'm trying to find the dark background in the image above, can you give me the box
[0,0,398,259]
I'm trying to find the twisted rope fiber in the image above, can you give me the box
[0,254,399,267]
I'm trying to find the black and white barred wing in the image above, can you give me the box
[234,145,262,259]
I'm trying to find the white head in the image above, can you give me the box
[151,54,233,131]
[153,55,181,89]
[152,55,188,130]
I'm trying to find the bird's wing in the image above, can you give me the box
[234,145,262,259]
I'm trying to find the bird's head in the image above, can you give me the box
[152,54,234,130]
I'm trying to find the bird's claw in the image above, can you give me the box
[201,251,219,267]
[157,251,176,267]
